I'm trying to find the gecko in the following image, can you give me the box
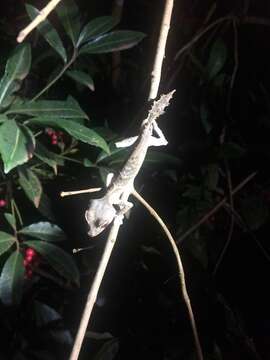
[85,91,175,237]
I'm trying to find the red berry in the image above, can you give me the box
[26,269,33,279]
[51,133,58,140]
[46,128,54,136]
[0,199,6,207]
[51,139,58,145]
[23,259,28,267]
[26,248,36,258]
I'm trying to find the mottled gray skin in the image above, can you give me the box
[85,121,153,237]
[85,91,173,237]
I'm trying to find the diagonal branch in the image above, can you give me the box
[17,0,63,43]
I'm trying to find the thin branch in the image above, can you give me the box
[174,15,233,61]
[62,183,203,360]
[213,161,235,276]
[132,190,203,360]
[61,188,102,197]
[177,172,257,244]
[17,0,63,43]
[69,216,123,360]
[222,203,270,263]
[31,48,78,101]
[227,19,239,114]
[69,1,178,359]
[149,0,175,100]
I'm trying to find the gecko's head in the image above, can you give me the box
[85,198,116,237]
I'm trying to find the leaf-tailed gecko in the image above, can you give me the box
[85,91,175,237]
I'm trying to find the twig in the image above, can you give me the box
[173,15,232,62]
[227,19,239,114]
[69,215,123,360]
[17,0,63,43]
[132,190,203,360]
[213,161,234,276]
[222,203,270,263]
[61,188,102,197]
[149,0,175,100]
[31,48,77,101]
[62,183,203,359]
[111,0,124,89]
[177,172,257,244]
[69,1,178,359]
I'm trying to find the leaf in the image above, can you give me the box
[34,142,64,174]
[4,213,16,231]
[0,251,25,305]
[19,222,66,242]
[200,102,212,134]
[37,192,55,221]
[0,114,8,123]
[26,4,67,63]
[24,240,80,285]
[93,339,119,360]
[0,43,31,109]
[18,168,42,208]
[34,301,62,326]
[7,97,88,119]
[30,118,110,153]
[0,232,16,256]
[66,70,95,91]
[77,16,119,46]
[0,119,35,173]
[55,0,81,46]
[79,30,146,54]
[207,40,227,80]
[218,142,246,159]
[240,196,269,230]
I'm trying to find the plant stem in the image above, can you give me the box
[31,48,78,101]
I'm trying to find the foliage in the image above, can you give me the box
[1,0,270,359]
[0,1,144,312]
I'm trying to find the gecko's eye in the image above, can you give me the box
[94,219,107,229]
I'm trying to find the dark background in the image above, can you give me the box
[1,0,270,359]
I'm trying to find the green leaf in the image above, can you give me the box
[0,43,31,109]
[55,0,81,46]
[240,196,269,231]
[37,192,55,221]
[200,102,212,134]
[0,119,35,173]
[0,251,24,305]
[26,4,67,63]
[0,114,8,123]
[7,97,88,119]
[77,16,119,46]
[34,142,64,173]
[218,142,246,159]
[207,40,227,80]
[24,240,80,285]
[18,168,42,208]
[30,118,110,153]
[66,70,95,91]
[93,339,119,360]
[79,31,146,54]
[19,222,66,242]
[34,301,61,326]
[0,232,16,256]
[4,213,16,231]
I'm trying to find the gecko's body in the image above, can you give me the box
[85,92,174,237]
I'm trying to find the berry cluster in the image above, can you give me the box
[45,128,64,146]
[0,199,6,208]
[24,248,39,279]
